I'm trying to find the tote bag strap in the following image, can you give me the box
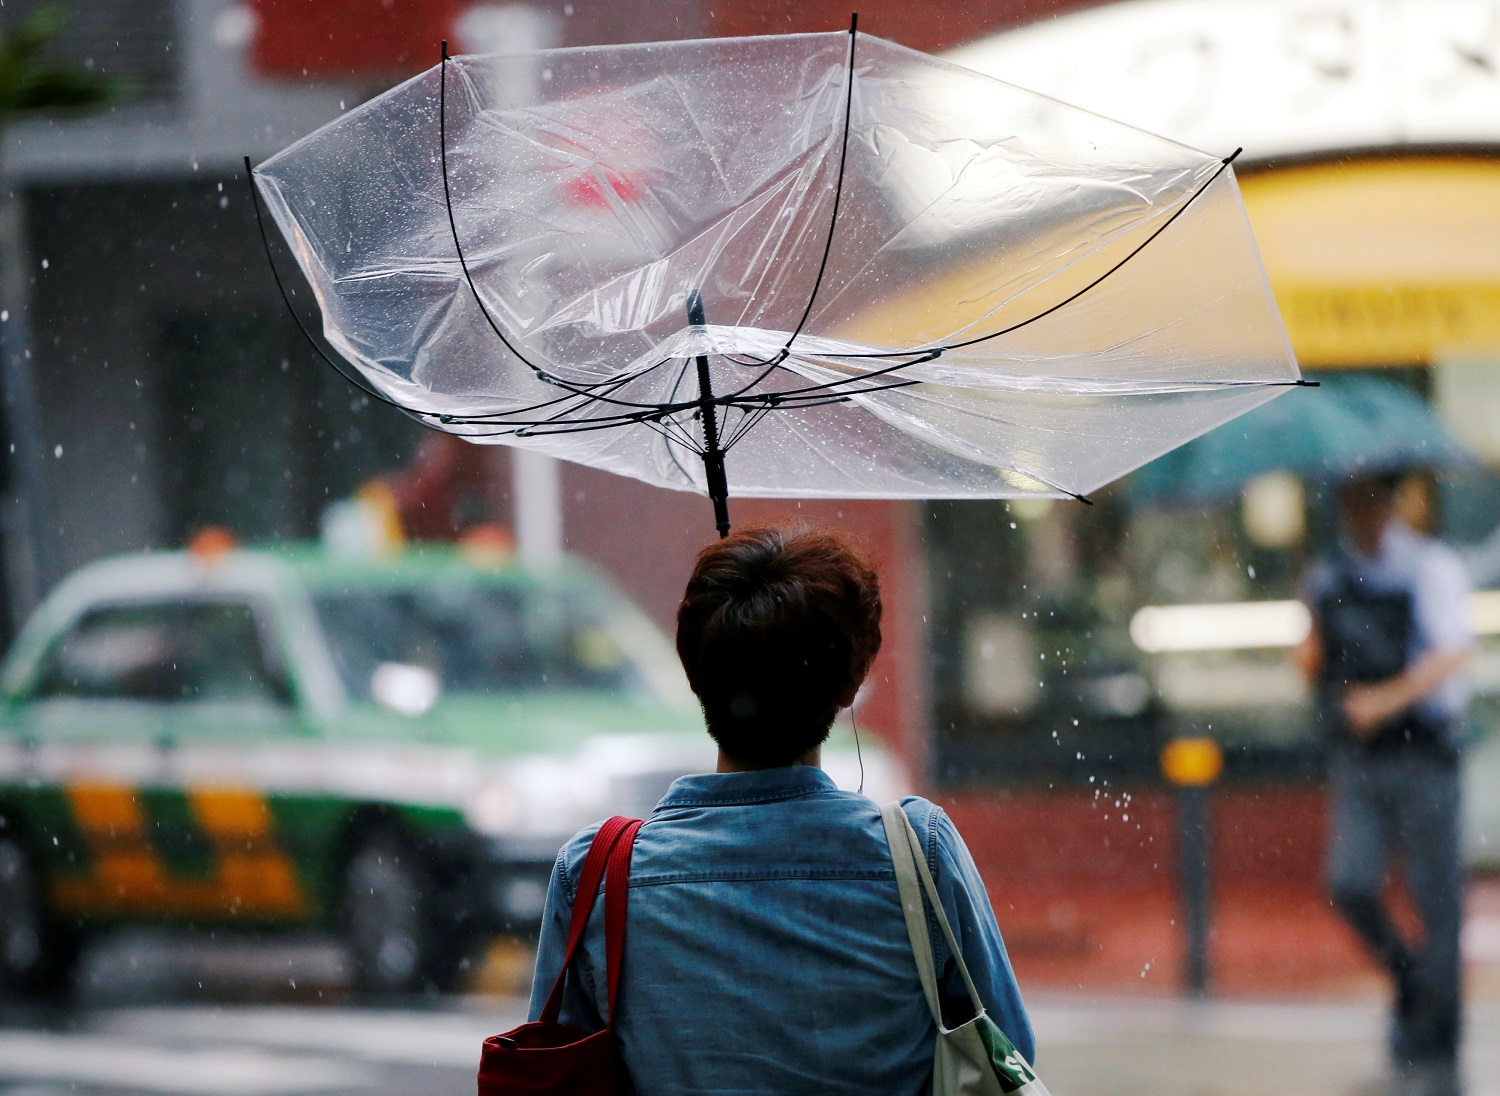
[880,802,987,1029]
[603,817,644,1019]
[539,815,638,1025]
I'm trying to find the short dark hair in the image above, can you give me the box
[1339,471,1402,506]
[675,524,882,767]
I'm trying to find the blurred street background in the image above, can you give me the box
[3,0,1500,1093]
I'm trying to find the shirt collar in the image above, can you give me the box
[656,765,838,809]
[1346,519,1415,567]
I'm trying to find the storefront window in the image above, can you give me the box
[927,369,1500,791]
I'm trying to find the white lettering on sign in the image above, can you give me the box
[949,0,1500,160]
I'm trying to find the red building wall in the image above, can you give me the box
[941,785,1379,995]
[250,0,1107,77]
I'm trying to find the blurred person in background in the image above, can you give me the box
[1300,471,1473,1094]
[528,524,1033,1094]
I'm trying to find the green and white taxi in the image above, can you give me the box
[0,541,737,996]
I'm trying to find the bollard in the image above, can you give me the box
[1160,736,1223,998]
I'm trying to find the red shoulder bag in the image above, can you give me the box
[477,815,643,1095]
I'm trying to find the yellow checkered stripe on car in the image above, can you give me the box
[52,783,306,918]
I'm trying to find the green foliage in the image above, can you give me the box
[0,4,113,116]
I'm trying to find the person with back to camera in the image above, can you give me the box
[1300,472,1472,1094]
[526,524,1033,1094]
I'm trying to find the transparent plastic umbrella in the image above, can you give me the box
[250,22,1302,535]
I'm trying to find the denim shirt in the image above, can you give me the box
[528,766,1034,1095]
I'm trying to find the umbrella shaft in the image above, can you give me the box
[688,291,732,538]
[696,353,731,538]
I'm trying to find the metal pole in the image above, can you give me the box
[0,148,45,631]
[686,290,730,538]
[1161,736,1222,999]
[514,448,562,570]
[1177,784,1211,997]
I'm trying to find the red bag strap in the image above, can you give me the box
[539,816,640,1025]
[604,817,643,1018]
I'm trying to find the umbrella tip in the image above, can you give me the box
[441,39,449,61]
[1223,147,1243,165]
[686,289,706,327]
[849,12,859,33]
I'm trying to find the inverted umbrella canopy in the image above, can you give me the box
[252,25,1301,533]
[1129,374,1472,505]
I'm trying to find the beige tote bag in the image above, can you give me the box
[882,803,1052,1096]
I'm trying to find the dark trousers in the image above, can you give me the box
[1326,749,1464,1066]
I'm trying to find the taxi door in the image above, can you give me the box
[10,597,308,924]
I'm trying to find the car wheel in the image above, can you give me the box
[0,829,79,999]
[340,826,477,997]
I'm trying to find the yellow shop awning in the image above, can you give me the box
[1239,158,1500,367]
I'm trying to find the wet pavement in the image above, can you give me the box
[1029,995,1499,1096]
[1,929,1498,1095]
[0,1003,512,1096]
[2,992,1496,1096]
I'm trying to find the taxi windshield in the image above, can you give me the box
[312,580,666,703]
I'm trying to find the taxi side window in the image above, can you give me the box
[312,584,644,698]
[31,601,292,705]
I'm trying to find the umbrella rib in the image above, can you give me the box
[433,404,697,441]
[642,415,704,455]
[755,354,1312,404]
[644,389,704,452]
[439,44,563,383]
[719,367,1309,419]
[419,377,657,427]
[244,156,460,420]
[655,354,710,468]
[836,148,1247,360]
[439,43,676,410]
[423,357,702,423]
[661,417,703,485]
[721,404,773,451]
[438,43,866,421]
[250,155,634,428]
[436,403,686,430]
[747,376,922,407]
[711,14,861,383]
[779,12,859,354]
[1006,463,1094,504]
[773,369,1312,401]
[252,152,689,431]
[661,416,703,453]
[527,370,664,425]
[440,50,762,417]
[741,349,943,400]
[513,412,695,440]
